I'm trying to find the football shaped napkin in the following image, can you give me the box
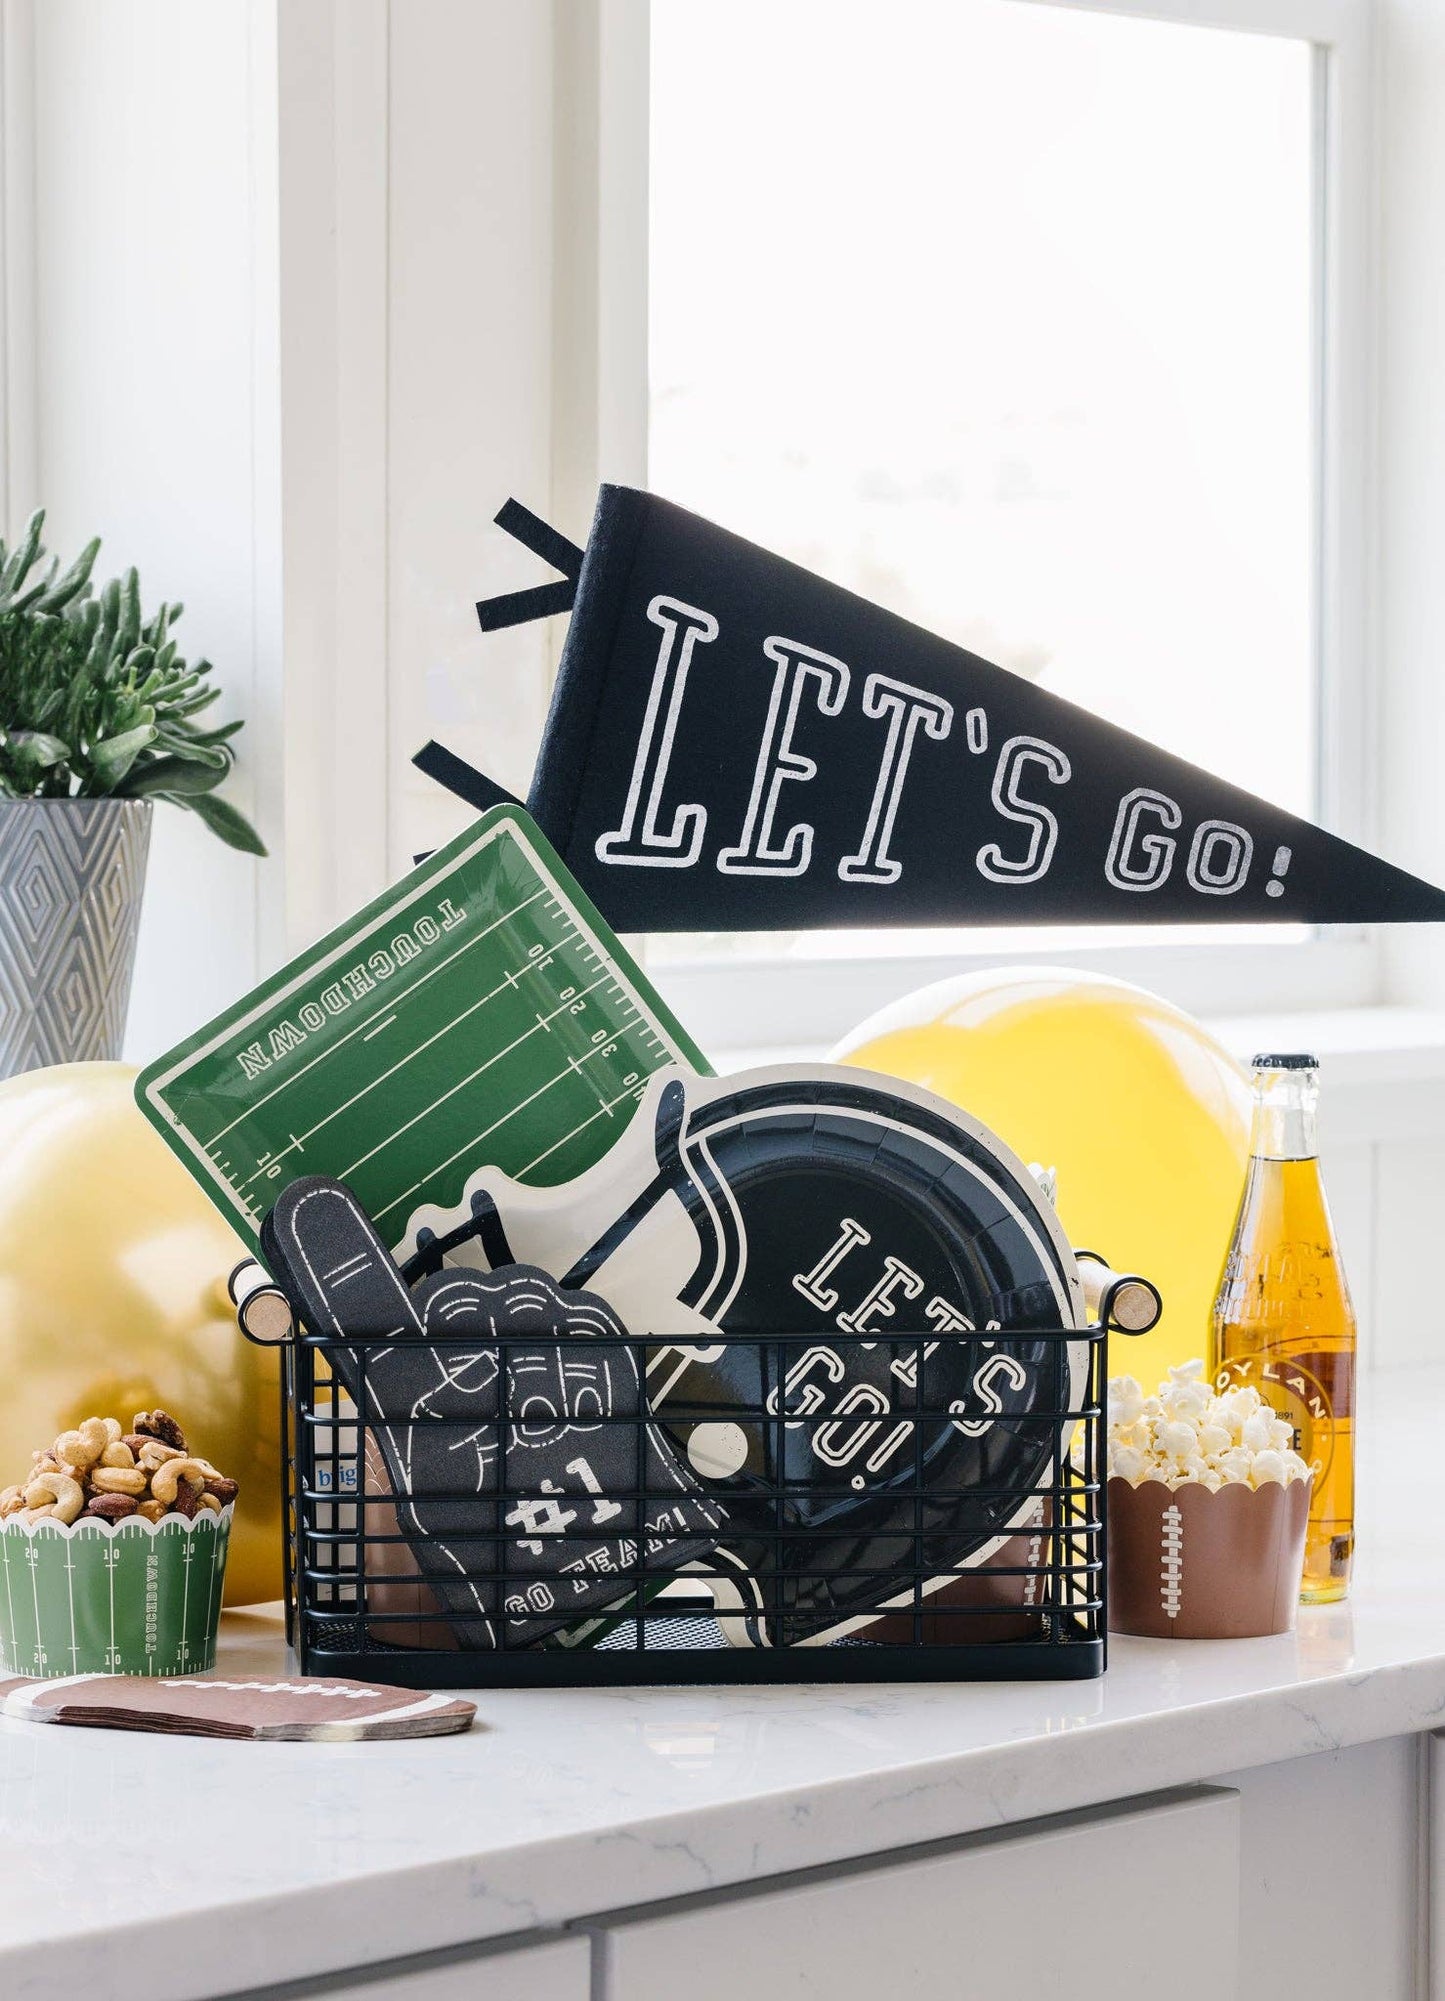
[0,1673,475,1740]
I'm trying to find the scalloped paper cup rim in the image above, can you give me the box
[0,1503,235,1540]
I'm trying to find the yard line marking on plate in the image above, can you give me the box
[335,976,614,1188]
[517,1084,648,1177]
[373,1043,614,1225]
[205,887,550,1146]
[237,961,604,1192]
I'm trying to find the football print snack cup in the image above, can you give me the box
[0,1410,236,1677]
[1103,1363,1312,1640]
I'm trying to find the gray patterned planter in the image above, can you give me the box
[0,798,152,1077]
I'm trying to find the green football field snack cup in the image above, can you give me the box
[0,1507,231,1677]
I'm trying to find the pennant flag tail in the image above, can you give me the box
[499,485,1445,933]
[413,741,523,818]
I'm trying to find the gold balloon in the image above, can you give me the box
[0,1062,280,1605]
[835,969,1251,1387]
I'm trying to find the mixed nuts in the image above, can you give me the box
[0,1410,238,1526]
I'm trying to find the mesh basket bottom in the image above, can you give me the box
[595,1614,729,1651]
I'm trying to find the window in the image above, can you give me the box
[650,0,1315,816]
[629,0,1370,1042]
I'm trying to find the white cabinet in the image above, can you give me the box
[1224,1737,1421,2001]
[321,1935,590,2001]
[1430,1734,1445,2001]
[596,1787,1240,2001]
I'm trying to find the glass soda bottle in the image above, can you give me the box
[1210,1054,1356,1603]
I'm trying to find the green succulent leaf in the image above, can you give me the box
[187,717,245,746]
[0,514,43,599]
[36,538,99,616]
[188,791,266,854]
[128,753,229,795]
[89,723,157,789]
[6,729,69,771]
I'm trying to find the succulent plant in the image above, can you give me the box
[0,511,264,853]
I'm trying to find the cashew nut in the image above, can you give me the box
[137,1439,182,1471]
[195,1491,222,1513]
[23,1471,84,1524]
[100,1441,135,1470]
[136,1499,167,1523]
[89,1466,148,1496]
[101,1418,122,1444]
[148,1457,209,1505]
[55,1418,109,1469]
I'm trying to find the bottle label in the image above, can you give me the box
[1215,1350,1353,1484]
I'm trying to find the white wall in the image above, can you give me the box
[2,0,625,1040]
[20,0,280,1063]
[11,0,560,1037]
[1379,0,1445,1013]
[274,0,559,953]
[386,0,557,871]
[1362,1,1445,1356]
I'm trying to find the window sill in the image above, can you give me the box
[1209,1005,1445,1145]
[647,934,1377,1060]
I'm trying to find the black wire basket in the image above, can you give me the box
[263,1310,1123,1687]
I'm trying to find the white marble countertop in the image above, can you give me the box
[3,1365,1441,2001]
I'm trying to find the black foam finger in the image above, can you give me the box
[372,1263,727,1650]
[262,1176,422,1340]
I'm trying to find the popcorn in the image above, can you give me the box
[1111,1376,1146,1427]
[1216,1446,1256,1484]
[1241,1410,1275,1452]
[1101,1364,1311,1493]
[1112,1443,1148,1482]
[1156,1420,1199,1459]
[1251,1450,1290,1486]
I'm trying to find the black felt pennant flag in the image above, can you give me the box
[464,485,1445,930]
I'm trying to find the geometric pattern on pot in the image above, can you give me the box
[0,799,152,1076]
[400,1064,1087,1648]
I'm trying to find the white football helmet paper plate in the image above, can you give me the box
[399,1064,1088,1649]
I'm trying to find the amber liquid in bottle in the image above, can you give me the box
[1211,1056,1356,1603]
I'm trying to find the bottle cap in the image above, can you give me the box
[1250,1052,1319,1070]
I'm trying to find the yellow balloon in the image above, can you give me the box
[835,969,1250,1387]
[0,1062,280,1605]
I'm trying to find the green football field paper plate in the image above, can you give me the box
[0,1509,231,1678]
[135,804,710,1256]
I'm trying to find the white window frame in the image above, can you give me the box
[556,0,1380,1052]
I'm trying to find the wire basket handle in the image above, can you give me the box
[1074,1249,1161,1336]
[229,1259,297,1346]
